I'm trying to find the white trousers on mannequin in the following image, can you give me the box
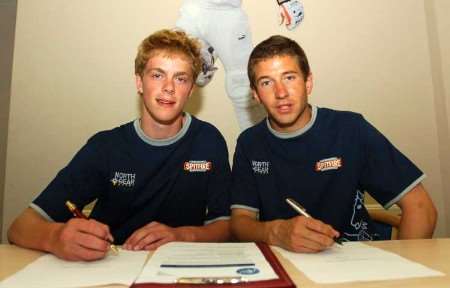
[176,0,266,130]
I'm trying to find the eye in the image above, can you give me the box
[151,72,163,79]
[176,76,189,83]
[284,74,297,81]
[259,79,272,87]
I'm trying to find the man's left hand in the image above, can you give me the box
[123,222,181,251]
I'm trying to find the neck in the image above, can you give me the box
[270,105,312,133]
[140,113,185,140]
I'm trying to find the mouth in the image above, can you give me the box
[276,103,292,113]
[157,98,176,106]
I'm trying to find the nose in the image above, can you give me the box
[163,79,175,95]
[274,82,288,99]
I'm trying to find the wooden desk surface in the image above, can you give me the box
[1,239,449,287]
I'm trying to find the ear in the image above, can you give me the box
[135,74,143,95]
[187,83,196,99]
[252,88,261,103]
[305,73,313,95]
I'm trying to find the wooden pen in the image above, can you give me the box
[65,200,119,254]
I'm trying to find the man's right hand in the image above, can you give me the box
[269,216,339,253]
[230,208,339,253]
[49,218,113,261]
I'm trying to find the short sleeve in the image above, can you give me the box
[32,135,107,222]
[230,140,260,212]
[358,116,424,208]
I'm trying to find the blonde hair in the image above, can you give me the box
[135,29,202,80]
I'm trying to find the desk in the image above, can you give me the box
[1,239,449,287]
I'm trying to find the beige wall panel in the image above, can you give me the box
[430,0,450,235]
[434,1,450,127]
[0,0,17,241]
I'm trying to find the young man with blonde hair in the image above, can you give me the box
[8,29,231,261]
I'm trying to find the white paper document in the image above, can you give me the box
[0,248,148,288]
[274,242,444,284]
[135,242,278,284]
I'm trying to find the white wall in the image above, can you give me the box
[2,0,449,241]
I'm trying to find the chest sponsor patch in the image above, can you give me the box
[184,160,212,172]
[252,160,270,175]
[110,171,136,187]
[315,157,343,172]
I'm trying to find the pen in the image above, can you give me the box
[285,198,344,245]
[177,276,247,284]
[65,200,119,254]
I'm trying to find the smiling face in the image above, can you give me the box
[252,55,313,133]
[136,51,195,128]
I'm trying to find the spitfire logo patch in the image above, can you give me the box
[315,157,343,172]
[184,160,212,172]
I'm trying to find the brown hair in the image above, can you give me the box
[135,29,202,80]
[248,35,310,89]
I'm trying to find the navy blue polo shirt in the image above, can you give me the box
[231,106,424,241]
[32,114,231,244]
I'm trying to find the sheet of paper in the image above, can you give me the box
[0,248,148,288]
[135,242,278,284]
[274,242,444,284]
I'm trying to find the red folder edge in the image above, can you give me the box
[131,242,296,288]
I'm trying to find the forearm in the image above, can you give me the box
[231,214,283,245]
[174,220,231,242]
[8,208,62,253]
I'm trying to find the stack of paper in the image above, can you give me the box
[135,242,278,284]
[274,242,444,284]
[0,249,148,288]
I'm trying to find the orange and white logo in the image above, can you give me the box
[315,157,343,172]
[184,160,212,172]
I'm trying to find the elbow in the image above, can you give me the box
[230,214,250,241]
[398,185,438,239]
[427,203,438,237]
[230,215,240,240]
[220,219,233,242]
[405,198,438,239]
[7,218,20,245]
[413,198,438,238]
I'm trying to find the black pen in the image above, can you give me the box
[65,200,119,254]
[285,198,344,245]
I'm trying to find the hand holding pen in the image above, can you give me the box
[273,198,342,253]
[66,201,119,254]
[286,198,344,246]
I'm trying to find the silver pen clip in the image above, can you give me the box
[177,276,247,284]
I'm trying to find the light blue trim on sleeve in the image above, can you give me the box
[29,203,55,222]
[230,204,259,212]
[384,174,426,209]
[204,216,230,225]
